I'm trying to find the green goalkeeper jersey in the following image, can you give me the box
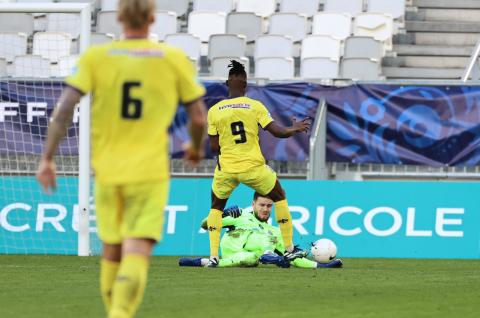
[220,210,285,258]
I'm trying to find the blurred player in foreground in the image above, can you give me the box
[36,0,207,317]
[180,192,343,269]
[206,60,311,266]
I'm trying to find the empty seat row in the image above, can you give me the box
[0,13,81,38]
[0,55,77,78]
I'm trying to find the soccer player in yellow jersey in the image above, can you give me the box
[206,60,311,267]
[36,0,207,317]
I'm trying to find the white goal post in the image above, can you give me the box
[0,3,91,256]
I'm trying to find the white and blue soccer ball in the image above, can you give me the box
[311,238,337,263]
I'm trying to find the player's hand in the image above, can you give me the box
[183,142,204,167]
[291,116,311,133]
[222,205,242,218]
[36,158,57,194]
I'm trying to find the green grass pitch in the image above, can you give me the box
[1,256,479,318]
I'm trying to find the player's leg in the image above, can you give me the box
[207,167,238,263]
[109,181,168,318]
[95,183,123,313]
[219,251,259,267]
[265,180,295,252]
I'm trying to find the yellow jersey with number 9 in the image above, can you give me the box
[66,39,205,184]
[208,96,273,173]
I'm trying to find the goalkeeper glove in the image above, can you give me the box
[222,205,242,218]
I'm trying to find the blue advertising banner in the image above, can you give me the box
[327,84,480,166]
[1,177,479,259]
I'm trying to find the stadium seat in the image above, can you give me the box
[208,34,246,62]
[90,32,115,45]
[46,13,81,39]
[96,11,121,37]
[254,35,293,59]
[279,0,320,18]
[150,11,177,41]
[193,0,235,14]
[50,55,78,77]
[226,12,263,43]
[0,32,28,63]
[188,11,227,42]
[210,56,249,78]
[300,57,340,79]
[344,36,383,60]
[367,0,405,20]
[33,32,72,62]
[100,0,118,11]
[354,13,394,50]
[312,13,352,40]
[341,57,382,80]
[268,13,308,43]
[165,33,201,63]
[236,0,276,18]
[254,57,294,79]
[12,55,51,78]
[0,58,6,76]
[323,0,363,16]
[0,13,34,35]
[301,35,341,60]
[156,0,189,17]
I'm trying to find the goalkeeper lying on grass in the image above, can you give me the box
[179,192,342,269]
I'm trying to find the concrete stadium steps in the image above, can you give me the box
[413,0,480,9]
[385,0,480,80]
[382,67,464,79]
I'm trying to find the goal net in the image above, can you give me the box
[0,3,99,255]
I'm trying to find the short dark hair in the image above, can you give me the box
[228,60,247,77]
[253,192,269,201]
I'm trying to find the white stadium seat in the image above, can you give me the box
[236,0,276,18]
[354,13,394,50]
[50,55,78,77]
[254,35,293,59]
[226,12,263,43]
[0,13,34,35]
[165,33,201,62]
[101,0,118,11]
[280,0,320,18]
[344,36,384,60]
[268,13,308,42]
[188,11,227,42]
[312,13,352,40]
[367,0,405,20]
[193,0,235,14]
[300,57,340,79]
[156,0,189,17]
[46,13,81,39]
[341,57,382,80]
[0,58,6,76]
[150,11,177,41]
[33,32,71,62]
[254,57,294,80]
[90,32,115,45]
[324,0,363,16]
[208,34,246,61]
[211,56,249,78]
[12,55,51,78]
[301,35,341,60]
[0,32,28,63]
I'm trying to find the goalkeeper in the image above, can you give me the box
[179,192,342,269]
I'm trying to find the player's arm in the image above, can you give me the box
[36,86,83,193]
[264,117,311,138]
[184,98,207,165]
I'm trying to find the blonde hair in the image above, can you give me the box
[118,0,155,29]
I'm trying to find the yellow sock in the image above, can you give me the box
[109,255,149,318]
[275,199,293,249]
[100,258,120,313]
[207,208,223,257]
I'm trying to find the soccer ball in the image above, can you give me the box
[311,238,337,263]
